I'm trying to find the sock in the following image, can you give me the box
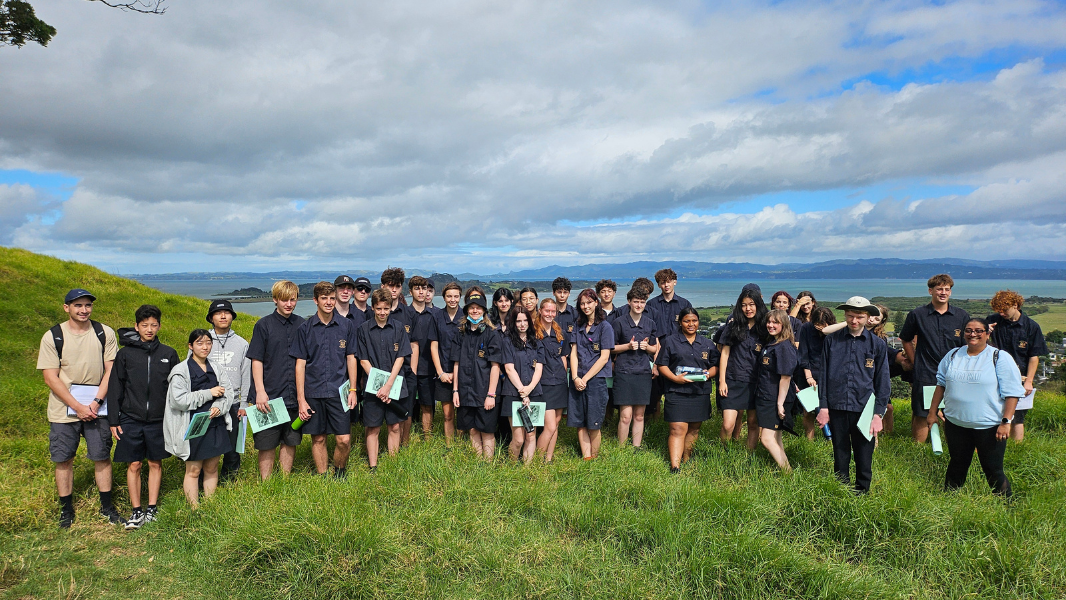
[131,505,142,511]
[99,490,112,508]
[148,504,157,511]
[59,494,74,511]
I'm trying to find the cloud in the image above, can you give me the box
[0,184,59,243]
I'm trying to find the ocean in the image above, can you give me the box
[135,277,1066,318]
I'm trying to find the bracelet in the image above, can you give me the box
[487,393,496,398]
[453,390,459,394]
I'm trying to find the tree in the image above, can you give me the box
[1046,330,1064,345]
[0,1,56,47]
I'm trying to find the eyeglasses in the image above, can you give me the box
[963,328,987,335]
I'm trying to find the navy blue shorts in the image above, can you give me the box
[416,374,436,407]
[113,417,171,462]
[456,404,500,434]
[302,397,350,436]
[911,382,931,418]
[361,393,413,428]
[568,376,609,430]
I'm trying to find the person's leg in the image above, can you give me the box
[759,429,791,471]
[632,406,647,448]
[470,428,484,456]
[366,426,382,468]
[93,459,113,496]
[127,461,143,509]
[617,405,633,445]
[55,459,75,497]
[681,422,700,463]
[537,409,562,461]
[973,426,1011,496]
[146,460,163,506]
[578,428,592,458]
[884,403,894,435]
[521,425,537,463]
[480,431,496,460]
[667,422,686,469]
[257,449,276,480]
[589,429,602,458]
[183,461,202,508]
[509,423,525,460]
[828,410,852,486]
[442,403,456,445]
[422,404,434,437]
[221,405,241,480]
[721,410,739,443]
[201,456,221,498]
[279,444,296,474]
[745,410,760,450]
[333,434,352,469]
[803,412,817,441]
[911,382,930,443]
[387,423,401,455]
[851,414,875,493]
[1009,410,1026,442]
[943,420,976,491]
[311,434,329,474]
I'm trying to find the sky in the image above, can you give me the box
[1,0,1065,275]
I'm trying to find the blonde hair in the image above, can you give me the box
[271,280,299,302]
[766,309,794,344]
[533,298,564,342]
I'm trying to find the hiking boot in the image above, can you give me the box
[125,508,145,530]
[145,506,159,523]
[99,504,127,526]
[59,507,75,529]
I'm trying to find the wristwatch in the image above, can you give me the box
[1001,416,1013,425]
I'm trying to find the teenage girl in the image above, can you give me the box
[717,289,768,447]
[501,307,544,463]
[451,288,503,460]
[533,298,569,462]
[754,310,798,471]
[519,287,539,313]
[568,289,615,459]
[797,307,836,439]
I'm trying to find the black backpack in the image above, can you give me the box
[51,320,107,363]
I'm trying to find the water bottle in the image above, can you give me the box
[291,410,313,430]
[822,424,832,439]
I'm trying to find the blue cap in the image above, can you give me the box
[64,289,96,304]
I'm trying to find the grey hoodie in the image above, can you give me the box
[163,356,236,460]
[208,330,252,406]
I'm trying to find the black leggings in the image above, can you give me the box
[943,419,1011,497]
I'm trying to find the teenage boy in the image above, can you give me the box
[815,297,890,494]
[431,282,464,444]
[37,289,122,528]
[379,268,418,445]
[290,281,359,478]
[357,288,412,469]
[596,279,619,319]
[900,274,970,443]
[647,269,692,414]
[106,304,178,529]
[246,281,305,480]
[552,277,576,336]
[409,276,440,437]
[988,290,1048,441]
[333,275,356,320]
[351,276,373,329]
[206,300,251,481]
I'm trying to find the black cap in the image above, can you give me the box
[334,274,356,288]
[425,278,435,289]
[464,291,488,312]
[353,276,373,292]
[206,299,237,322]
[64,288,96,304]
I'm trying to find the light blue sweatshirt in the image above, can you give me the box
[936,345,1025,429]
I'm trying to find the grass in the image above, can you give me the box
[3,246,1066,599]
[1031,304,1066,332]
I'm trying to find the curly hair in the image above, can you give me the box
[990,290,1024,312]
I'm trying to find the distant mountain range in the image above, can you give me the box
[130,258,1066,282]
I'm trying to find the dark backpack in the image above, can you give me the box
[948,347,999,367]
[50,320,107,363]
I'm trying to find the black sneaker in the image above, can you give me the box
[125,508,145,530]
[59,507,75,529]
[100,505,127,526]
[145,506,159,523]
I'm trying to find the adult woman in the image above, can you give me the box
[569,289,614,460]
[452,288,503,460]
[793,291,816,324]
[163,329,236,509]
[534,298,569,462]
[797,307,836,439]
[518,287,539,314]
[717,288,768,447]
[754,310,797,471]
[501,308,544,463]
[655,308,719,472]
[926,317,1024,497]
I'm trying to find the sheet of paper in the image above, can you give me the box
[512,401,546,427]
[246,397,292,433]
[235,416,248,454]
[858,393,876,441]
[929,422,943,456]
[364,368,402,400]
[796,386,819,413]
[184,411,212,440]
[1015,389,1035,411]
[683,374,707,382]
[66,384,108,417]
[338,381,351,413]
[606,377,614,389]
[923,386,936,410]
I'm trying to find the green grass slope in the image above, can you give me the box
[2,246,1066,599]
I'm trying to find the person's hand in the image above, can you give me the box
[74,402,97,421]
[377,385,390,402]
[777,403,785,420]
[806,377,816,388]
[110,425,123,440]
[440,372,454,384]
[901,358,913,372]
[347,389,359,410]
[237,408,247,418]
[255,391,271,413]
[298,401,312,421]
[719,381,728,397]
[210,386,225,398]
[452,391,460,408]
[870,414,883,437]
[925,410,943,428]
[639,338,650,351]
[522,397,530,407]
[996,423,1010,441]
[209,407,221,418]
[574,377,586,391]
[816,408,829,427]
[485,396,496,411]
[1023,379,1034,396]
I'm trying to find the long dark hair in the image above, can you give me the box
[796,291,816,322]
[574,288,606,327]
[506,307,537,350]
[489,287,514,327]
[727,289,767,343]
[676,307,699,333]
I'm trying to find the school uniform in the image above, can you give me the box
[186,360,235,461]
[432,308,464,404]
[500,338,546,419]
[454,324,504,433]
[899,303,970,417]
[555,305,577,339]
[818,328,891,493]
[387,303,419,415]
[988,312,1047,425]
[717,323,763,412]
[654,332,720,423]
[754,340,798,432]
[611,311,659,407]
[246,310,305,450]
[412,305,440,407]
[288,314,358,436]
[538,326,571,410]
[356,319,412,427]
[568,320,615,430]
[646,293,691,410]
[796,322,826,390]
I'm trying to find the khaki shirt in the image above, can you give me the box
[37,321,118,423]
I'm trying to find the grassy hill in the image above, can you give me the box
[2,247,1066,599]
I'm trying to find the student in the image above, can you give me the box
[569,288,615,460]
[793,291,816,324]
[431,282,464,444]
[988,290,1048,441]
[451,288,504,460]
[518,287,539,313]
[900,274,970,443]
[38,288,123,528]
[350,276,373,329]
[379,268,418,446]
[333,275,357,320]
[490,287,515,443]
[206,299,251,482]
[501,308,544,463]
[815,298,891,494]
[289,281,359,477]
[797,307,837,439]
[611,286,659,449]
[552,277,577,337]
[409,276,440,438]
[357,288,412,470]
[771,291,804,336]
[106,304,178,529]
[647,269,692,414]
[656,308,719,472]
[533,298,570,462]
[717,287,768,448]
[246,281,305,480]
[595,279,618,318]
[754,310,798,471]
[163,329,236,508]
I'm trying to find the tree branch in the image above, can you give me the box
[86,0,166,14]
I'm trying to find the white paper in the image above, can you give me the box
[66,384,108,417]
[1015,389,1035,411]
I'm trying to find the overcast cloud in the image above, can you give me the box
[1,0,1064,273]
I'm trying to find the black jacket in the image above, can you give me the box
[106,328,179,425]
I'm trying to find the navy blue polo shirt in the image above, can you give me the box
[411,305,439,377]
[647,293,692,340]
[989,312,1048,371]
[899,303,970,384]
[246,310,306,409]
[719,323,763,384]
[797,322,827,381]
[788,316,803,339]
[344,303,370,332]
[612,311,659,374]
[754,340,798,403]
[500,338,546,397]
[817,328,890,416]
[571,320,615,378]
[356,319,412,398]
[288,313,357,399]
[386,303,418,373]
[655,332,719,396]
[432,308,464,374]
[537,325,570,386]
[555,304,577,338]
[456,325,503,407]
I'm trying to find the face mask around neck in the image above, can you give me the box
[467,315,484,325]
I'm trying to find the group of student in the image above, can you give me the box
[38,270,1048,529]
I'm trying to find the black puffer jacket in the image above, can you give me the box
[106,328,180,425]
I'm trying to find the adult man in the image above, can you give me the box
[37,289,123,528]
[290,281,359,478]
[647,269,692,414]
[409,276,440,438]
[816,297,890,494]
[552,277,576,337]
[206,299,251,481]
[246,281,305,479]
[900,274,970,443]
